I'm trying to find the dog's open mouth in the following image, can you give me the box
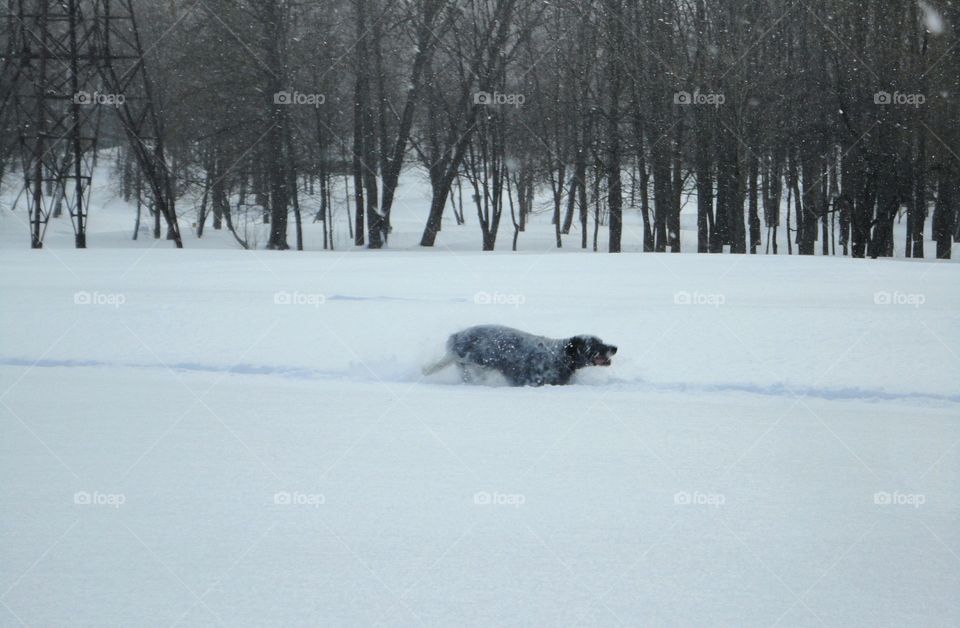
[591,346,617,366]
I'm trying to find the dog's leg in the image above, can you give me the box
[459,363,480,383]
[422,352,456,376]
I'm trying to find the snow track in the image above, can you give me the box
[2,356,959,405]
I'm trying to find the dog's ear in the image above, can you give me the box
[564,337,587,366]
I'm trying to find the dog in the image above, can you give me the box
[422,325,617,386]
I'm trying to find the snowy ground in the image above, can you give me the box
[1,168,959,627]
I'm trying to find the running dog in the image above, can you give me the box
[423,325,617,386]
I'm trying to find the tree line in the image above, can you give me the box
[2,0,958,257]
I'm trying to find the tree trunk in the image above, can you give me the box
[748,153,760,253]
[910,137,926,258]
[352,71,365,246]
[696,143,712,253]
[604,0,623,253]
[263,0,289,250]
[356,0,383,249]
[668,117,683,252]
[933,169,955,259]
[798,157,819,255]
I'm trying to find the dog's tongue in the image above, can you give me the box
[593,355,612,366]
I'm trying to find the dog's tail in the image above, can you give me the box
[422,335,458,376]
[421,352,455,376]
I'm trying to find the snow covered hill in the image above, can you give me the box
[1,167,959,627]
[1,244,958,627]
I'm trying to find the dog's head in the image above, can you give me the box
[564,335,618,369]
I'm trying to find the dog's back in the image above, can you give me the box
[424,325,616,386]
[448,325,567,386]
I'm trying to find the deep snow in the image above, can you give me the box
[1,167,959,627]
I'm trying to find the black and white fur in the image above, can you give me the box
[423,325,617,386]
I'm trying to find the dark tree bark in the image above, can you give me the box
[263,0,289,250]
[910,136,926,259]
[652,152,671,252]
[748,153,760,254]
[629,112,654,252]
[355,0,383,248]
[695,126,713,253]
[798,157,819,255]
[933,169,955,259]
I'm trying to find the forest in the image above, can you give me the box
[2,0,959,256]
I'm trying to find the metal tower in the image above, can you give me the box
[2,0,181,248]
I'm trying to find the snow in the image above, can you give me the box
[1,167,959,626]
[920,1,945,35]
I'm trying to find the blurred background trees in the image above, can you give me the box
[2,0,958,256]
